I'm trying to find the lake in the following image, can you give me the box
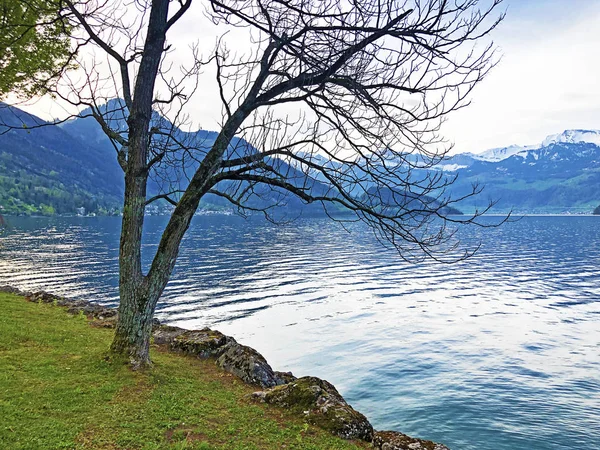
[1,215,599,449]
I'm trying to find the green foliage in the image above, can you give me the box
[0,293,365,449]
[0,104,126,215]
[0,0,71,98]
[0,161,120,215]
[594,205,600,215]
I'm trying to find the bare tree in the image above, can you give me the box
[16,0,505,368]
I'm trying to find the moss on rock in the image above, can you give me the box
[216,342,291,388]
[170,328,232,358]
[252,376,374,441]
[373,431,450,450]
[152,324,187,345]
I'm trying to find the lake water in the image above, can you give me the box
[1,215,599,449]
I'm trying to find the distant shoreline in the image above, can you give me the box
[3,212,599,220]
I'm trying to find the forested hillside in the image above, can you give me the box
[0,104,123,215]
[443,132,600,214]
[2,101,599,216]
[0,103,336,217]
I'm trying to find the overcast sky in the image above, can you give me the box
[22,0,600,155]
[442,0,600,153]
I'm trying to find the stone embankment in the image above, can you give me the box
[0,285,449,450]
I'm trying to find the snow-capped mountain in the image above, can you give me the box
[469,129,600,163]
[541,129,600,147]
[438,130,600,213]
[291,130,600,213]
[470,143,539,162]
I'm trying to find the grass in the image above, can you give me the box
[0,293,367,449]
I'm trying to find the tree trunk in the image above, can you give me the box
[110,285,158,369]
[109,0,171,368]
[110,167,171,368]
[110,166,153,368]
[110,177,171,368]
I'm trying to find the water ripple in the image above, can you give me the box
[0,215,599,450]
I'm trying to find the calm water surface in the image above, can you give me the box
[1,215,599,450]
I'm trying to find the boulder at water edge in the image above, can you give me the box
[169,328,232,358]
[373,431,450,450]
[251,376,374,441]
[25,290,117,326]
[152,325,187,345]
[216,342,294,388]
[160,326,292,388]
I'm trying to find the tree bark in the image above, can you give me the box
[110,282,158,369]
[110,0,170,368]
[110,167,153,367]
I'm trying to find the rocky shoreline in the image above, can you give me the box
[0,285,449,450]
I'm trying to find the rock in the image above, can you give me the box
[68,302,117,320]
[251,376,373,441]
[0,285,29,295]
[216,342,286,388]
[166,328,291,388]
[61,299,88,309]
[274,370,297,384]
[152,325,188,346]
[26,290,64,304]
[22,289,118,325]
[373,431,450,450]
[170,328,233,358]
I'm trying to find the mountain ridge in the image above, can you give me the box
[463,129,600,163]
[1,101,598,216]
[0,103,338,217]
[442,134,600,214]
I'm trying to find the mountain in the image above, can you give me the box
[362,186,463,216]
[0,102,335,217]
[469,144,539,162]
[542,129,600,147]
[465,129,600,163]
[441,130,600,213]
[2,99,596,216]
[0,103,123,215]
[61,101,337,217]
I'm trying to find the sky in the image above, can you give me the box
[19,0,600,155]
[442,0,600,153]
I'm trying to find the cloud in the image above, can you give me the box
[443,0,600,153]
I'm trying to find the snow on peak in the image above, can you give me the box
[473,144,538,162]
[472,129,600,162]
[541,129,600,147]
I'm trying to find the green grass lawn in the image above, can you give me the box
[0,293,366,449]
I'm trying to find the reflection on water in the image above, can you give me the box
[1,215,599,450]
